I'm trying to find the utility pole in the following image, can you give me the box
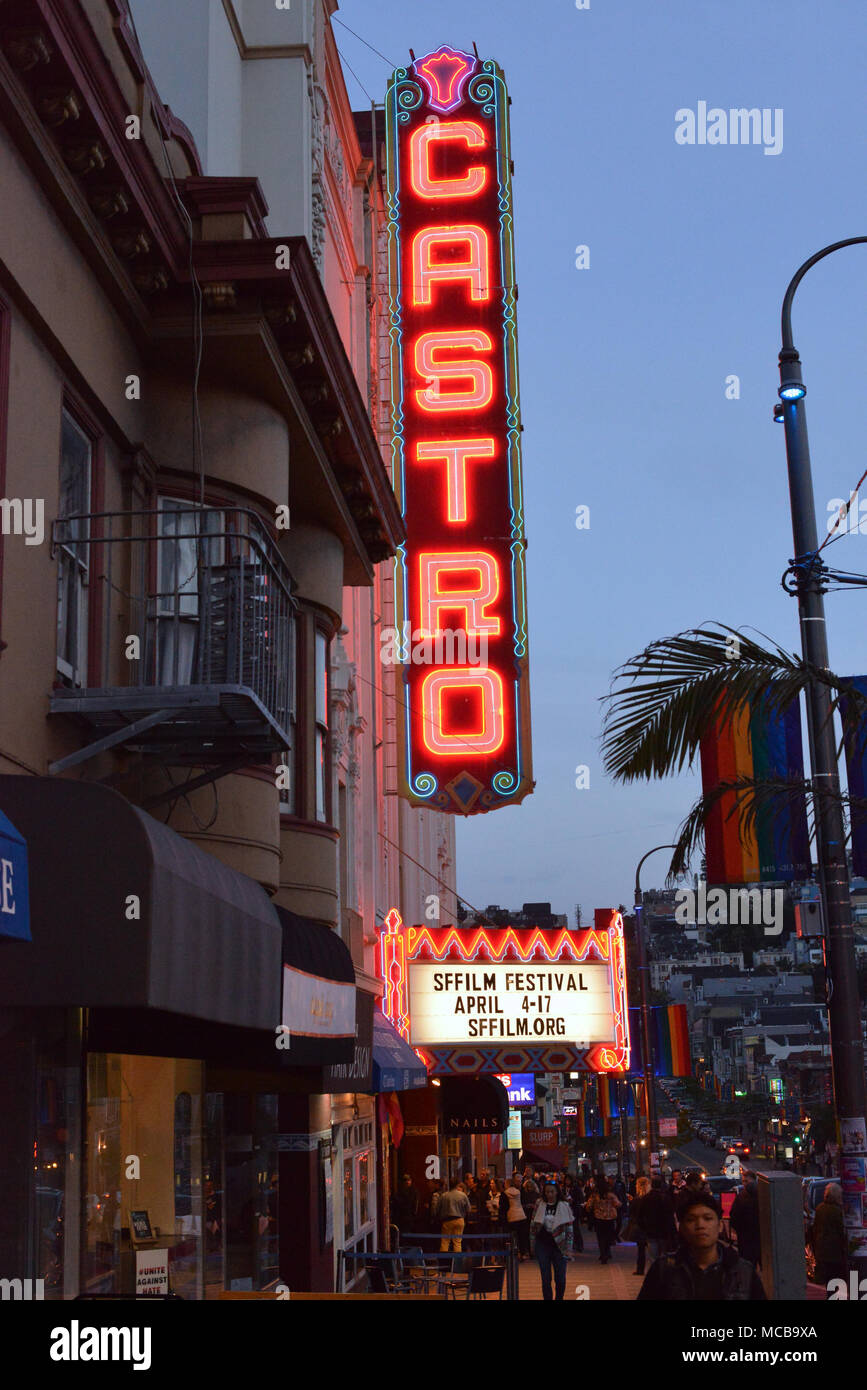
[778,237,867,1271]
[634,846,678,1177]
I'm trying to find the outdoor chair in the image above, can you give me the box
[364,1262,413,1295]
[440,1263,506,1301]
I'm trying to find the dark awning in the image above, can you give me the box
[439,1075,509,1135]
[91,909,359,1071]
[276,906,356,1066]
[0,776,281,1029]
[369,1012,427,1092]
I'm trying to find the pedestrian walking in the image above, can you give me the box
[636,1176,676,1260]
[586,1175,621,1264]
[729,1178,761,1267]
[520,1167,540,1221]
[438,1181,470,1252]
[530,1181,573,1300]
[810,1183,847,1293]
[504,1173,531,1260]
[474,1167,494,1234]
[487,1177,506,1233]
[626,1175,652,1275]
[637,1193,766,1301]
[612,1172,627,1237]
[562,1175,584,1253]
[392,1173,419,1236]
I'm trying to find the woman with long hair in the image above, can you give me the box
[628,1175,652,1275]
[529,1180,574,1300]
[586,1174,621,1265]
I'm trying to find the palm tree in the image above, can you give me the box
[600,622,867,881]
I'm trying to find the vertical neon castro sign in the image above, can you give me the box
[385,46,533,814]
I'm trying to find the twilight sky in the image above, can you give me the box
[340,0,867,919]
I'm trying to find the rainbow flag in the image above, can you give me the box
[626,1005,691,1077]
[598,1075,613,1124]
[699,693,810,883]
[840,677,867,876]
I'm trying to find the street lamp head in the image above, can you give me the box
[779,381,806,401]
[772,402,785,423]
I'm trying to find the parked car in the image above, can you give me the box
[705,1175,740,1195]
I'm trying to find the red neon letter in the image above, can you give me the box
[415,438,496,523]
[409,120,488,200]
[414,331,494,412]
[421,668,505,756]
[412,225,491,305]
[418,552,501,636]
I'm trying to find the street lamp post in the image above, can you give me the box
[778,237,867,1268]
[634,845,678,1176]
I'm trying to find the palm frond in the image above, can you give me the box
[601,623,867,785]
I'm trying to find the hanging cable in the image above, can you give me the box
[331,16,399,70]
[335,46,375,106]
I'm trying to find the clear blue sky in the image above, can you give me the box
[336,0,867,920]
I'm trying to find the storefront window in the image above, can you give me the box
[85,1054,203,1299]
[335,1117,377,1290]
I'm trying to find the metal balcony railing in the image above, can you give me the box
[49,505,296,768]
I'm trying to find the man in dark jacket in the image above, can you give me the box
[638,1194,766,1301]
[393,1174,419,1234]
[811,1183,846,1289]
[640,1177,677,1260]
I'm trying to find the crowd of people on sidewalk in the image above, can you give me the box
[393,1162,803,1302]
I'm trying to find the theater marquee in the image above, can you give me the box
[380,908,630,1075]
[385,46,533,814]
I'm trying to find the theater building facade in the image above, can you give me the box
[0,0,455,1296]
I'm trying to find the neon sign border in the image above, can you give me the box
[384,52,532,812]
[380,909,631,1074]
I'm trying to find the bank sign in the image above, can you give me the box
[380,908,630,1075]
[385,46,532,815]
[0,808,29,942]
[495,1073,536,1107]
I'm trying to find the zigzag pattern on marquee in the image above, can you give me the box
[406,925,610,963]
[418,1044,591,1075]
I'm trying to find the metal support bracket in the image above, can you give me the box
[142,753,256,811]
[48,709,177,775]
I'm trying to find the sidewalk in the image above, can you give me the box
[517,1228,641,1301]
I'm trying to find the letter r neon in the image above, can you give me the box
[418,552,501,636]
